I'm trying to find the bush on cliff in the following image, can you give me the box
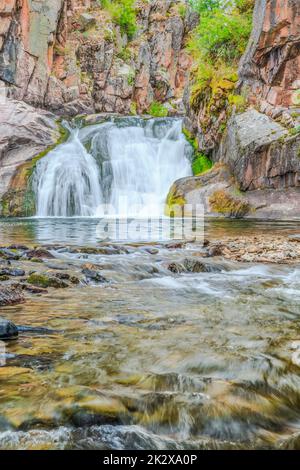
[188,0,254,107]
[101,0,137,39]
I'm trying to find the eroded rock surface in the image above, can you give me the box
[0,99,61,212]
[217,109,300,190]
[0,0,193,115]
[239,0,300,115]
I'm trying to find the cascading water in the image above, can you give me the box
[33,118,193,217]
[33,127,103,217]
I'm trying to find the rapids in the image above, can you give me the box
[0,219,300,449]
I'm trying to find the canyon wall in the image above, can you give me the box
[0,0,194,115]
[239,0,300,118]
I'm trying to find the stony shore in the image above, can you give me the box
[1,234,299,321]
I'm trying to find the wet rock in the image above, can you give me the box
[19,283,48,295]
[82,268,107,284]
[140,247,159,255]
[27,273,69,289]
[24,249,55,260]
[0,318,18,340]
[166,242,185,250]
[167,258,224,274]
[54,272,80,284]
[208,245,224,257]
[0,248,20,260]
[0,286,25,306]
[7,244,29,251]
[0,268,25,277]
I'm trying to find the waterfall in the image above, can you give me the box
[33,118,193,217]
[33,129,103,217]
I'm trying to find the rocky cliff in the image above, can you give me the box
[176,0,300,219]
[0,0,194,115]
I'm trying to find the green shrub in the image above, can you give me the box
[101,0,137,39]
[188,1,253,103]
[148,101,168,118]
[192,153,213,175]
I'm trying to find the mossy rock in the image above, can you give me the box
[165,184,186,217]
[27,273,69,289]
[209,189,250,218]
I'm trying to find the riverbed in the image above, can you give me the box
[0,218,300,450]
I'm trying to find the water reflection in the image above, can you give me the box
[0,218,300,247]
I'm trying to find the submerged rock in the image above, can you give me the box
[0,318,18,340]
[0,286,24,306]
[82,268,107,284]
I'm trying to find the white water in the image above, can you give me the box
[33,118,192,217]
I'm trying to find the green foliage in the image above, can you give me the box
[148,101,168,118]
[289,125,300,136]
[228,93,247,113]
[188,0,222,14]
[101,0,137,39]
[187,0,254,135]
[188,1,253,64]
[183,129,213,175]
[192,153,213,175]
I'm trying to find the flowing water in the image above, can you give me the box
[33,118,192,217]
[1,117,300,450]
[0,219,300,450]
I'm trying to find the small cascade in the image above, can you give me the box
[33,129,103,217]
[33,118,193,217]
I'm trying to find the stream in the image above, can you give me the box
[0,219,300,450]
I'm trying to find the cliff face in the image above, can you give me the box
[221,0,300,193]
[0,0,194,115]
[239,0,300,118]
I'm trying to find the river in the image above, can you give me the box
[0,218,300,449]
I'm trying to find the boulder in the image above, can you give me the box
[217,109,300,191]
[0,318,18,340]
[24,249,55,260]
[0,268,25,277]
[0,100,60,210]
